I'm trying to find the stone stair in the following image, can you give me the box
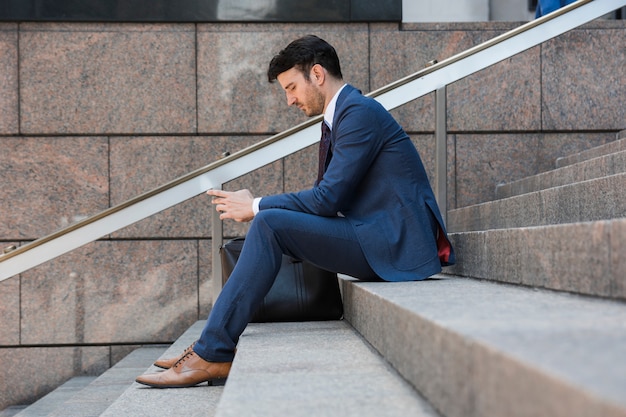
[4,319,441,417]
[8,377,96,417]
[214,320,440,417]
[4,133,625,416]
[495,134,626,201]
[342,275,626,417]
[1,322,224,417]
[100,321,224,417]
[555,131,626,169]
[5,346,168,417]
[446,131,626,300]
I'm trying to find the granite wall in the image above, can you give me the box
[0,20,624,409]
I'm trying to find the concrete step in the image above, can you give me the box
[446,217,625,300]
[449,172,626,233]
[37,346,165,417]
[106,319,439,417]
[555,131,626,169]
[495,148,626,200]
[341,275,626,417]
[12,377,96,417]
[101,320,223,417]
[3,345,166,417]
[0,407,28,417]
[215,320,440,417]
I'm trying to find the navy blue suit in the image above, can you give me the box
[261,84,454,280]
[194,84,454,362]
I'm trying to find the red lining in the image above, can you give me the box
[437,225,451,263]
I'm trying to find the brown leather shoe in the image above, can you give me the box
[153,342,196,369]
[136,351,232,388]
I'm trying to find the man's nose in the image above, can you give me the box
[286,94,296,106]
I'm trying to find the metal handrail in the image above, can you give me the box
[1,0,623,282]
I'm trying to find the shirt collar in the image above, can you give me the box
[323,84,347,130]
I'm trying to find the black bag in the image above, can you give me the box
[220,237,343,323]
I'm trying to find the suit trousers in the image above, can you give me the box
[193,208,378,362]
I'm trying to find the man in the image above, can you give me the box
[135,35,454,388]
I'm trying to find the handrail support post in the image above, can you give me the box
[435,86,448,226]
[211,184,224,306]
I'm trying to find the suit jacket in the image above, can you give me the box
[260,84,455,281]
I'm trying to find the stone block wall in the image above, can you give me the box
[0,20,624,409]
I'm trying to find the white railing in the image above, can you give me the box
[1,0,623,284]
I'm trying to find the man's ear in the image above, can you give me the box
[311,64,325,84]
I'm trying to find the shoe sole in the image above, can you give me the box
[135,377,227,389]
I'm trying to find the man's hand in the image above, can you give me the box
[206,189,255,222]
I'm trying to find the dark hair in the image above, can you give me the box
[267,35,343,83]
